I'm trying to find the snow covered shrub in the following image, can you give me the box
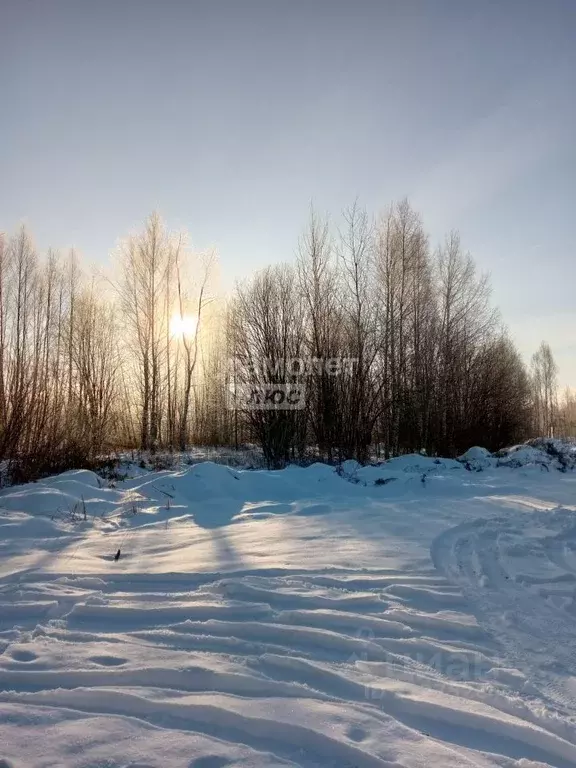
[493,439,576,471]
[526,438,576,472]
[374,476,396,486]
[95,457,127,483]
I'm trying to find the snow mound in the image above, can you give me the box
[494,439,576,472]
[454,440,576,474]
[459,446,492,462]
[458,446,494,471]
[496,444,551,470]
[527,437,576,471]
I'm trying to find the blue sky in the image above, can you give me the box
[2,0,575,386]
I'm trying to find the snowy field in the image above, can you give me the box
[1,448,576,767]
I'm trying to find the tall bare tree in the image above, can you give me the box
[532,341,558,437]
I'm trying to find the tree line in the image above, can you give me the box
[0,201,570,481]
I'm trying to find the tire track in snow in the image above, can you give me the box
[3,563,576,766]
[432,512,576,726]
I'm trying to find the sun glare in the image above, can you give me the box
[170,313,198,338]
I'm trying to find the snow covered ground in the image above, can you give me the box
[1,450,576,767]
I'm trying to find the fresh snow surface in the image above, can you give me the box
[1,455,576,767]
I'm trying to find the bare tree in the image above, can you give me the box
[230,264,305,467]
[336,202,378,462]
[297,206,343,460]
[174,248,214,450]
[434,232,497,454]
[373,200,434,456]
[557,388,576,437]
[116,213,172,450]
[532,341,558,437]
[70,283,119,453]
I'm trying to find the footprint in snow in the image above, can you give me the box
[347,725,367,742]
[10,649,36,662]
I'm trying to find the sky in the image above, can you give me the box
[2,0,575,386]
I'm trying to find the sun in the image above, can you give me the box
[170,313,198,338]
